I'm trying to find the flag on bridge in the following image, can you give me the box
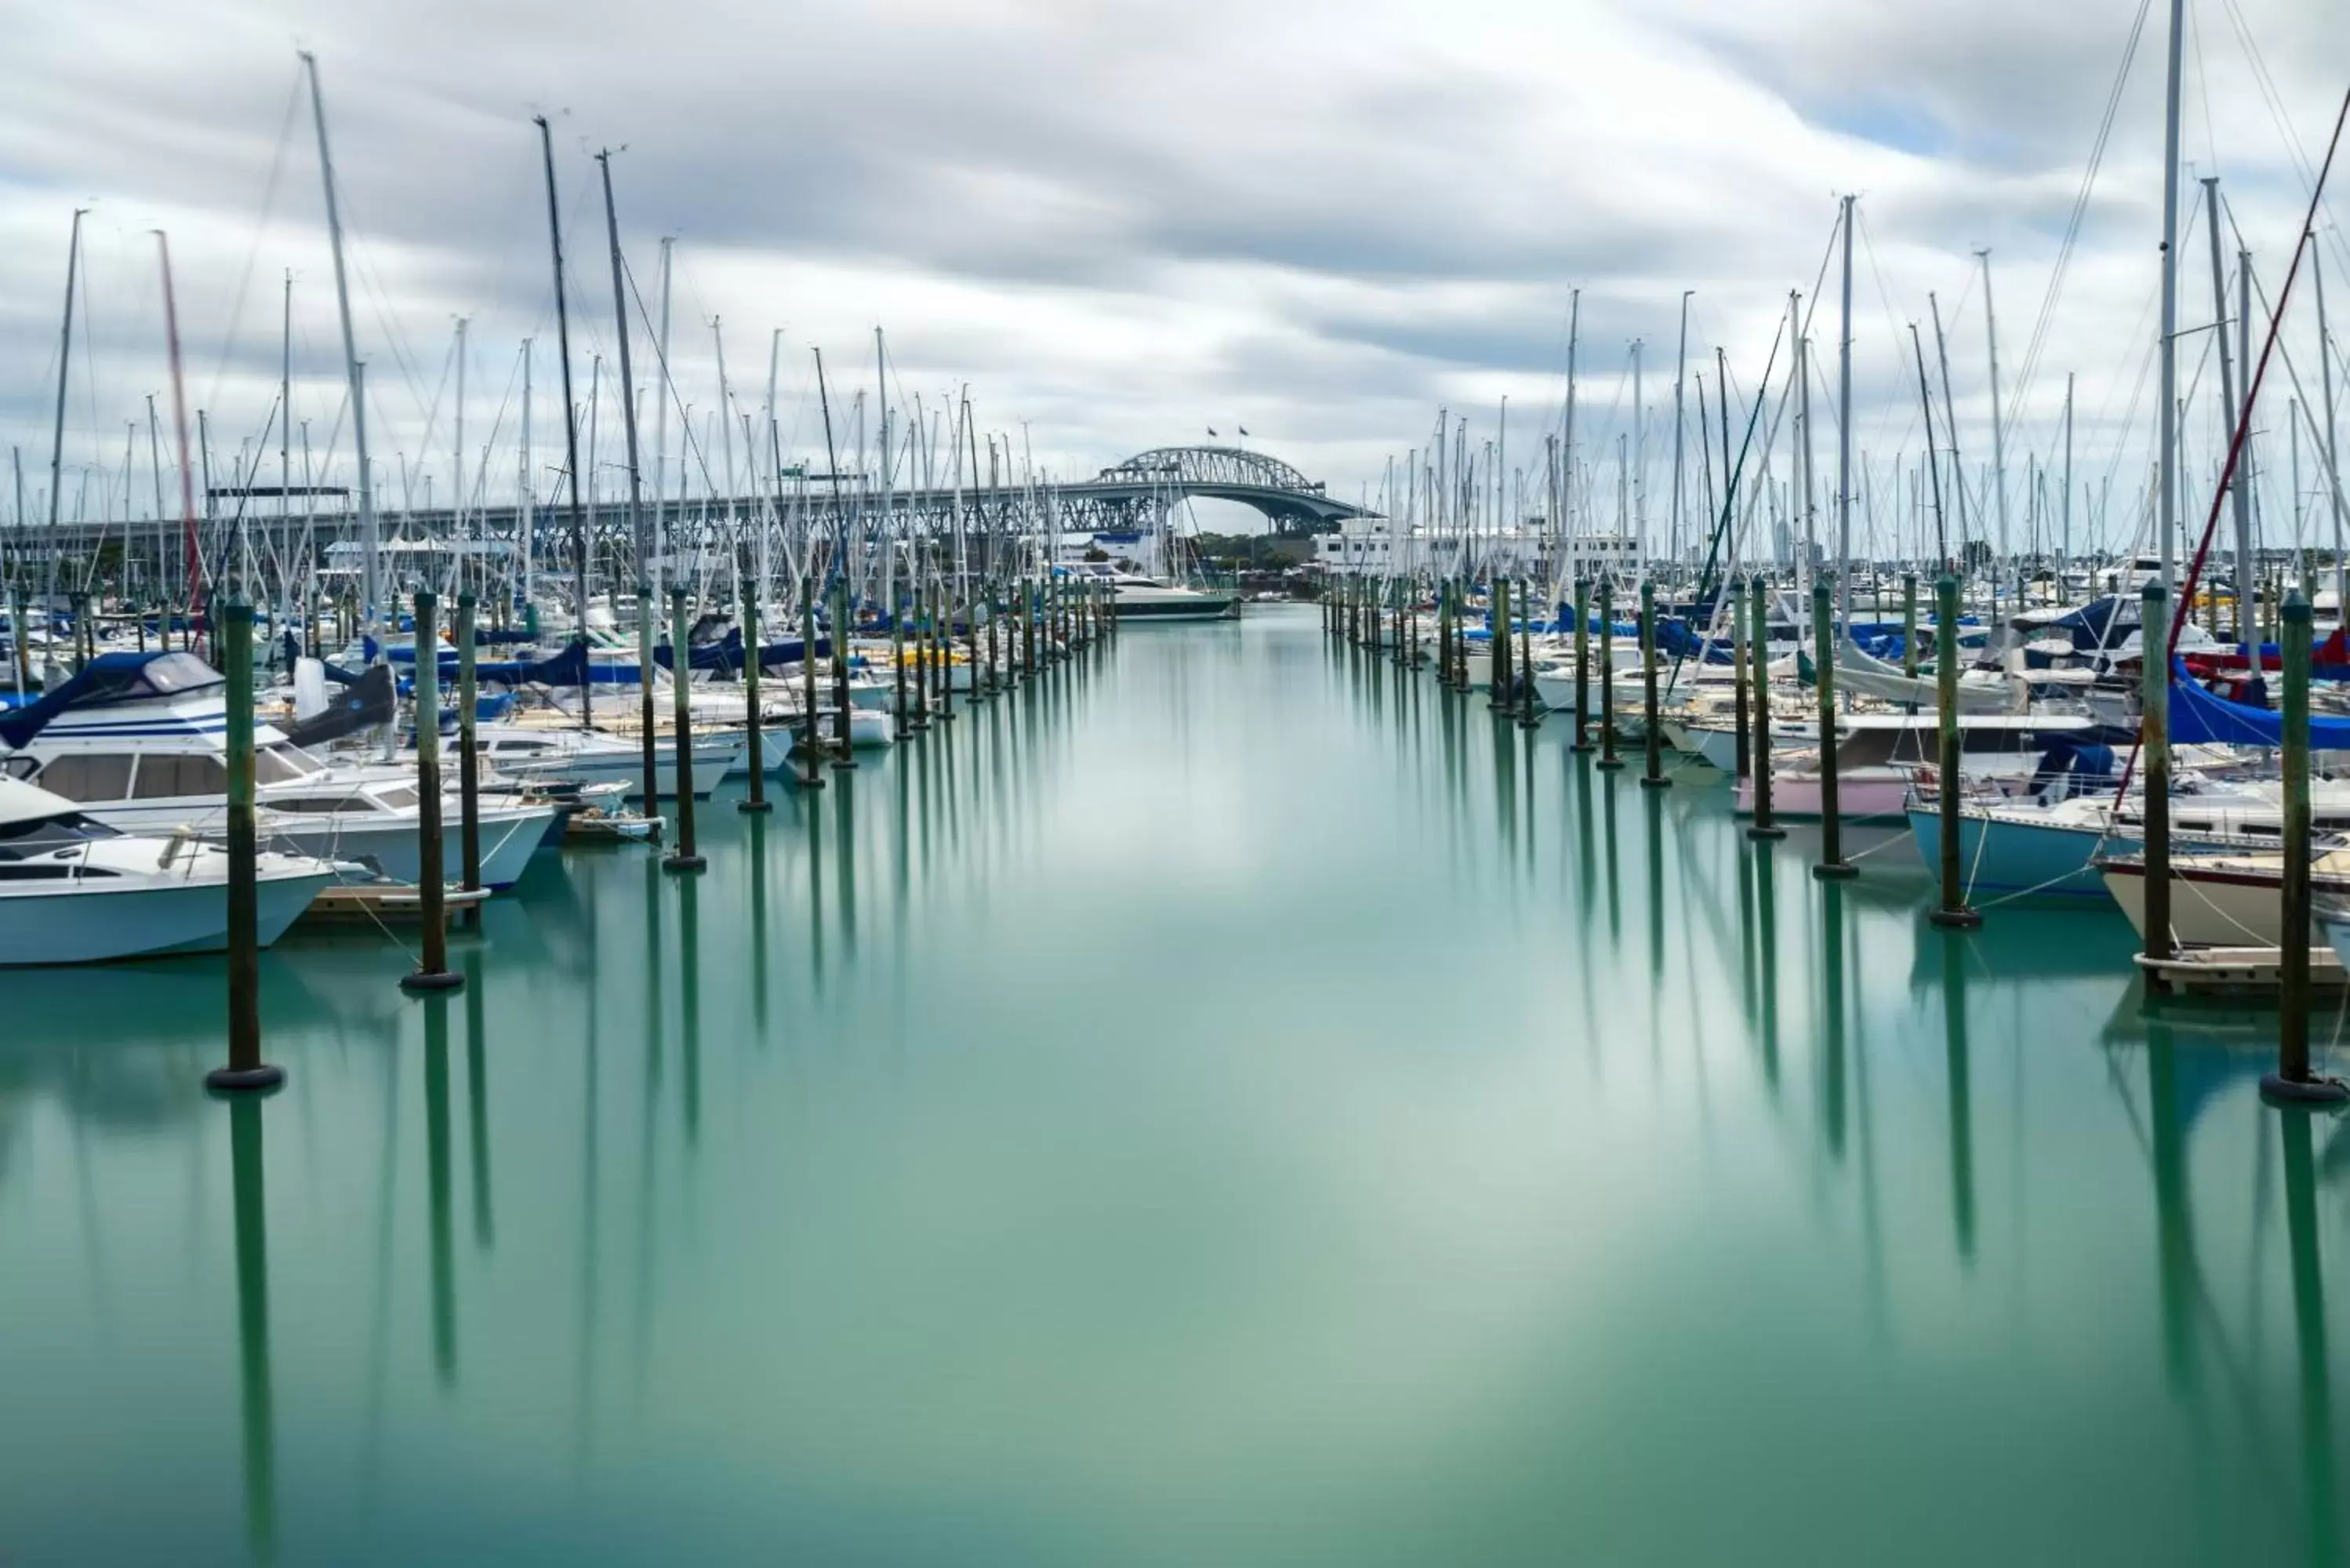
[1207,427,1219,437]
[1238,426,1250,437]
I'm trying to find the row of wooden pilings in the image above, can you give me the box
[1326,568,2343,1103]
[205,575,1121,1094]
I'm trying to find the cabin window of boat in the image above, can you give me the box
[271,797,367,814]
[132,754,230,797]
[374,786,419,809]
[0,811,116,845]
[256,744,323,782]
[34,753,135,800]
[1,757,35,779]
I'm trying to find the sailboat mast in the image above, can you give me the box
[1979,249,2011,593]
[1837,195,1855,623]
[44,209,83,670]
[300,54,380,637]
[2156,0,2185,590]
[533,114,591,728]
[2317,244,2346,613]
[652,237,674,600]
[1672,290,1691,579]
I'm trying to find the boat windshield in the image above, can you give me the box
[257,742,326,782]
[0,810,122,853]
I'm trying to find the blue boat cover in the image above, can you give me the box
[2167,658,2350,747]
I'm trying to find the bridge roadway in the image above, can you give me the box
[23,445,1372,561]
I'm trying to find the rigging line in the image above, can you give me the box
[2113,75,2350,805]
[2009,0,2155,423]
[2217,0,2350,280]
[203,68,305,413]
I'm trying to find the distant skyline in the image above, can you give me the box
[2,0,2345,554]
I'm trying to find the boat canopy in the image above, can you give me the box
[2168,659,2350,749]
[0,651,223,750]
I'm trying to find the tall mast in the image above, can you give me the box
[1979,249,2011,586]
[877,326,893,612]
[533,114,591,728]
[43,209,83,670]
[2156,0,2185,590]
[2317,242,2346,612]
[1672,290,1691,577]
[2200,180,2246,641]
[1929,292,1969,561]
[595,151,646,603]
[1630,338,1645,554]
[452,314,467,593]
[281,270,293,606]
[652,237,674,598]
[2062,372,2074,583]
[519,339,533,611]
[1837,195,1855,622]
[300,54,380,637]
[1562,292,1579,550]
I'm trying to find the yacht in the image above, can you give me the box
[0,650,560,888]
[0,777,335,964]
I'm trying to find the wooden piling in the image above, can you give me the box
[891,585,910,744]
[1812,578,1854,878]
[2264,591,2348,1101]
[1927,573,1978,925]
[664,586,706,872]
[1639,578,1669,787]
[206,597,283,1091]
[739,584,772,813]
[1745,575,1785,840]
[402,590,463,990]
[831,581,858,769]
[1571,578,1593,752]
[2138,579,2170,959]
[1596,580,1623,771]
[455,593,485,916]
[1901,571,1920,682]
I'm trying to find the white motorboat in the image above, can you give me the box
[2,650,561,889]
[0,779,335,964]
[471,719,750,796]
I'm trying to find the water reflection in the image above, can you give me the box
[463,949,493,1250]
[423,994,456,1385]
[1807,883,1842,1163]
[1938,931,1977,1265]
[226,1093,277,1565]
[3,610,2346,1564]
[2282,1109,2339,1567]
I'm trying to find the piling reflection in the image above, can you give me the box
[748,811,772,1034]
[2145,1021,2199,1395]
[679,875,703,1147]
[463,949,493,1250]
[1754,845,1779,1091]
[423,994,456,1385]
[2278,1105,2341,1568]
[1939,932,1976,1265]
[226,1093,277,1566]
[1820,882,1847,1163]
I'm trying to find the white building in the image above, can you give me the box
[1314,519,1644,584]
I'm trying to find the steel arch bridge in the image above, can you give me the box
[1075,446,1361,534]
[22,445,1370,575]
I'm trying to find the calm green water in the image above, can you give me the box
[2,606,2345,1565]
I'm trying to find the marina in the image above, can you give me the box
[2,610,2347,1563]
[5,0,2350,1559]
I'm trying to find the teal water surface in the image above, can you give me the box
[2,606,2345,1564]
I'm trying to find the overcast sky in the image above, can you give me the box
[2,0,2345,556]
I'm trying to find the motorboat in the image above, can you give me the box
[0,778,335,964]
[1,650,561,889]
